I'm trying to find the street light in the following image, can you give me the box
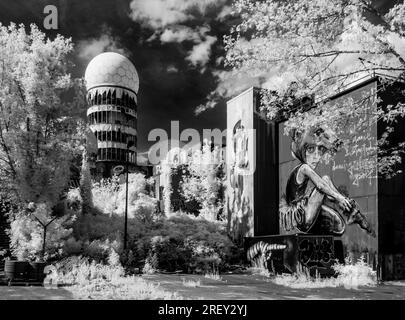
[124,139,135,251]
[119,107,135,251]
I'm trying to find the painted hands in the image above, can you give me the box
[337,195,352,212]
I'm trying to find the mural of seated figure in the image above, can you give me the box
[280,127,376,237]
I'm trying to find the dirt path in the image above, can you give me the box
[143,273,405,300]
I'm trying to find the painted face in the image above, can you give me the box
[305,143,328,169]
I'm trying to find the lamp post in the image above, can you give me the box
[119,107,135,251]
[124,139,134,251]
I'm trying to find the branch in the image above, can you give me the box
[0,124,16,178]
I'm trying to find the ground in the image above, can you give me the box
[1,273,405,300]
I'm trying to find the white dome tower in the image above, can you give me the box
[85,52,139,177]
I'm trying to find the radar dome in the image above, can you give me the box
[84,52,139,93]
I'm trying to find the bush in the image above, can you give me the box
[129,212,242,274]
[63,209,242,274]
[91,176,121,216]
[270,255,377,289]
[50,255,181,300]
[15,171,241,273]
[333,255,377,289]
[51,255,125,286]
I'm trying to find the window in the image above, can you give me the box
[107,91,111,104]
[112,90,116,105]
[108,111,113,123]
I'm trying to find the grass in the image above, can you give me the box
[67,276,182,300]
[270,257,378,289]
[49,256,183,300]
[204,271,223,281]
[248,267,272,277]
[182,278,201,287]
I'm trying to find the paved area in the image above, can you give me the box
[143,273,405,300]
[0,286,74,300]
[0,273,404,300]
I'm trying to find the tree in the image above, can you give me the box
[0,23,86,207]
[79,124,98,215]
[0,23,87,260]
[181,140,225,221]
[224,0,405,178]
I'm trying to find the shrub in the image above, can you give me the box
[25,170,241,274]
[130,212,242,274]
[270,255,377,289]
[91,176,121,216]
[333,255,377,289]
[66,210,242,274]
[51,255,182,300]
[52,255,125,286]
[160,141,226,219]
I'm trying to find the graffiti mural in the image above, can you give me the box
[246,241,287,270]
[228,120,253,241]
[226,88,258,242]
[232,120,250,171]
[298,237,334,269]
[279,127,376,237]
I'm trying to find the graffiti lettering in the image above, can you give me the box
[246,241,287,269]
[299,238,334,268]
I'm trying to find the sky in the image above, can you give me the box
[0,0,399,154]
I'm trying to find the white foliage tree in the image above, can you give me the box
[224,0,405,178]
[181,140,225,221]
[0,23,86,206]
[0,23,86,260]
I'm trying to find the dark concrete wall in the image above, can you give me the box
[253,95,279,236]
[226,88,280,241]
[377,80,405,279]
[278,81,379,264]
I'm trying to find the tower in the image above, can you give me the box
[84,52,139,178]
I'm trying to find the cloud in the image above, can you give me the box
[186,35,217,67]
[160,26,200,43]
[129,0,229,29]
[217,5,233,21]
[130,1,231,71]
[167,65,179,73]
[195,69,266,114]
[129,0,189,29]
[77,34,128,61]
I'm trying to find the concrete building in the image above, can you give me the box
[227,76,405,280]
[85,52,139,178]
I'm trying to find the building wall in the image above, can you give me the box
[87,87,138,178]
[253,95,279,236]
[278,80,379,264]
[226,88,255,243]
[377,80,405,279]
